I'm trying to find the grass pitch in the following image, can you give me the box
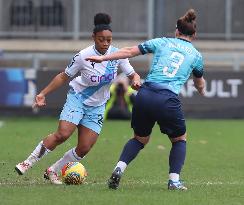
[0,117,244,205]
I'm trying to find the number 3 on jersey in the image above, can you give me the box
[163,52,184,77]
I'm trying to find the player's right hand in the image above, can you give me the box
[32,93,46,108]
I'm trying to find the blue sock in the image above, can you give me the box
[169,140,186,174]
[119,138,144,165]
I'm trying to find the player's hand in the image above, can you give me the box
[85,56,104,63]
[131,80,141,90]
[32,93,46,108]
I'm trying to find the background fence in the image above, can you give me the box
[0,0,243,40]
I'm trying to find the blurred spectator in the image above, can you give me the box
[0,49,3,58]
[105,74,136,120]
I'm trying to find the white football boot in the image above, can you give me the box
[44,168,63,185]
[15,160,32,175]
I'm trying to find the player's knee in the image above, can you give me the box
[170,133,187,143]
[134,135,150,145]
[54,131,71,144]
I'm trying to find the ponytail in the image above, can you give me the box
[176,9,197,36]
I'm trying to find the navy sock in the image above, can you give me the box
[119,138,144,165]
[169,140,186,174]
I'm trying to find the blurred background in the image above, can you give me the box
[0,0,243,118]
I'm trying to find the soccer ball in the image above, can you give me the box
[61,162,87,185]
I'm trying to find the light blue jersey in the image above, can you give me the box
[138,37,204,94]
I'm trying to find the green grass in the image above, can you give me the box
[0,117,244,205]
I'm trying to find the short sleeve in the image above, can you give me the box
[118,58,135,76]
[65,53,82,77]
[192,53,204,78]
[138,38,165,55]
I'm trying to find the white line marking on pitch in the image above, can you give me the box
[0,180,243,186]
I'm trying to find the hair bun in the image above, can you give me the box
[94,13,111,26]
[184,9,196,22]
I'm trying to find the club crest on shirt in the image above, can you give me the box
[107,60,118,68]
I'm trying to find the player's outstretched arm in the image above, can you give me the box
[193,76,205,96]
[33,72,69,107]
[85,46,141,63]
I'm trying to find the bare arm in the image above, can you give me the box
[85,46,141,63]
[127,72,141,90]
[193,76,205,96]
[34,72,70,107]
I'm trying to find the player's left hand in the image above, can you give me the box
[85,56,104,63]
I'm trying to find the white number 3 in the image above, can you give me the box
[163,52,184,77]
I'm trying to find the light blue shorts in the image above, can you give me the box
[60,89,105,134]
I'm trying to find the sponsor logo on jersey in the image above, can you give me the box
[90,71,116,83]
